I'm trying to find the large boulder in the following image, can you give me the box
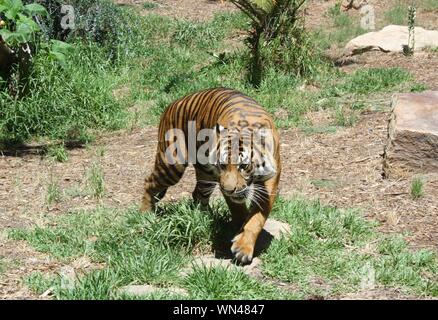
[345,25,438,55]
[383,91,438,177]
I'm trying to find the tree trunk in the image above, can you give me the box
[249,27,263,88]
[0,41,17,81]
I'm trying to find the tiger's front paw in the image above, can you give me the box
[231,232,255,264]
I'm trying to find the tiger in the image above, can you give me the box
[141,87,281,264]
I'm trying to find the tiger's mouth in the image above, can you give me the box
[227,188,249,203]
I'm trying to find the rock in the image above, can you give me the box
[180,255,263,278]
[59,266,76,290]
[179,219,290,278]
[119,284,188,297]
[383,91,438,177]
[345,25,438,55]
[191,255,233,269]
[263,219,291,239]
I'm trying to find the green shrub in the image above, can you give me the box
[0,43,126,142]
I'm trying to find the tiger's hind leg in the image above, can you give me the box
[140,159,187,212]
[192,169,217,212]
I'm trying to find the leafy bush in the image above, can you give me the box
[230,0,317,86]
[0,43,126,143]
[0,0,140,143]
[32,0,135,61]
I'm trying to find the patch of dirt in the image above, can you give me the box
[114,0,236,21]
[0,237,61,300]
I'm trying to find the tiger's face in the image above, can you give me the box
[215,124,276,204]
[217,153,253,204]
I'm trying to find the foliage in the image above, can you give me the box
[0,0,47,46]
[230,0,314,86]
[410,177,424,200]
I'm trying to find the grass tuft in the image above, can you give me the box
[46,176,62,206]
[86,161,105,198]
[410,177,425,200]
[47,145,69,163]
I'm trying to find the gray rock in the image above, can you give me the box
[263,219,291,239]
[180,219,290,278]
[59,266,76,291]
[345,25,438,55]
[119,284,188,297]
[383,91,438,177]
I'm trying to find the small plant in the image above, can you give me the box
[86,161,105,198]
[404,5,416,56]
[410,83,428,92]
[47,144,69,163]
[334,105,357,127]
[143,2,158,10]
[410,177,424,200]
[95,146,105,158]
[0,0,73,95]
[46,176,62,205]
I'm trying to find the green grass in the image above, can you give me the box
[184,265,296,299]
[263,198,438,297]
[86,161,105,198]
[385,5,408,25]
[0,43,129,143]
[10,198,438,300]
[47,145,69,163]
[333,106,358,127]
[332,68,412,95]
[143,2,158,10]
[318,2,367,48]
[410,177,425,200]
[46,177,62,206]
[410,83,429,92]
[424,0,438,11]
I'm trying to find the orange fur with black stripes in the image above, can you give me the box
[141,88,281,263]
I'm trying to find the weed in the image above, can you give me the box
[410,83,428,92]
[410,177,424,200]
[143,2,159,10]
[47,144,69,163]
[46,176,62,205]
[86,161,105,198]
[333,106,358,127]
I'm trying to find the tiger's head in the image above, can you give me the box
[214,124,277,204]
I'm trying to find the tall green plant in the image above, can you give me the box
[230,0,309,87]
[0,0,72,95]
